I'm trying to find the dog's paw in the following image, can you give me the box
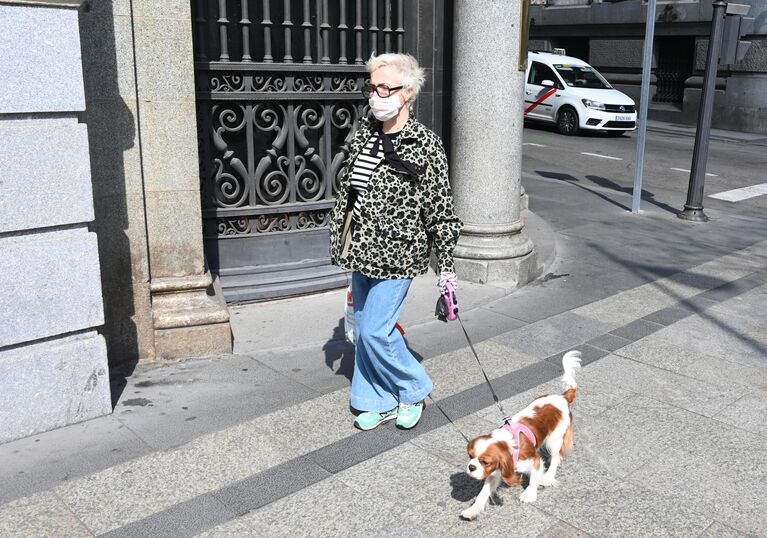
[460,507,481,521]
[519,488,538,503]
[541,476,559,488]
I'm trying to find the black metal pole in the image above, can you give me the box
[678,0,728,222]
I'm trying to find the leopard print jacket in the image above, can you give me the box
[329,114,463,280]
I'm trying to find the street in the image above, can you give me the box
[522,122,767,218]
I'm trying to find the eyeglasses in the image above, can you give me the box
[362,82,404,98]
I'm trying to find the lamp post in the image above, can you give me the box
[678,0,728,222]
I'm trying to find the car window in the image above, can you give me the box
[528,62,563,89]
[553,64,613,89]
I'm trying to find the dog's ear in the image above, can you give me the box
[496,442,521,486]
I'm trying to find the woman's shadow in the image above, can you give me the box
[322,318,426,382]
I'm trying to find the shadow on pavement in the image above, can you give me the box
[322,319,428,383]
[535,169,679,216]
[593,244,766,357]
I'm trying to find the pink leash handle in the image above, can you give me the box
[443,280,459,321]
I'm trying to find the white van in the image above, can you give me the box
[524,51,637,136]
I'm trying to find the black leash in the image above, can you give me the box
[426,395,469,443]
[426,313,510,444]
[456,314,508,420]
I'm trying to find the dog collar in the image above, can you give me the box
[501,420,537,466]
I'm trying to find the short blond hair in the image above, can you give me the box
[366,53,426,101]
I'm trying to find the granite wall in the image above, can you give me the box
[0,0,111,444]
[78,0,231,364]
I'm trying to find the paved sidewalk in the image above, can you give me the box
[1,171,766,537]
[646,119,767,146]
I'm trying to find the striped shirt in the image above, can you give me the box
[349,131,399,220]
[350,132,383,220]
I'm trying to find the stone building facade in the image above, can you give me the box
[529,0,767,133]
[0,0,535,444]
[0,0,232,444]
[0,0,112,443]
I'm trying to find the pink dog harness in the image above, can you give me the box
[501,419,537,465]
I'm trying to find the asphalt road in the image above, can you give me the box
[521,122,767,219]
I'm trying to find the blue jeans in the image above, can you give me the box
[351,271,433,412]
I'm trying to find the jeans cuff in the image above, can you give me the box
[399,380,433,405]
[351,394,398,413]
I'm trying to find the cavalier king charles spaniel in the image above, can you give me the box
[461,350,582,520]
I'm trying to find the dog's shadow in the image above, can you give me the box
[449,472,509,507]
[450,449,552,506]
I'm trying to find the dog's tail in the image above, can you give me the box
[561,350,582,406]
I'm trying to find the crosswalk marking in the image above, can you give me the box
[708,182,767,202]
[581,152,623,161]
[670,167,718,177]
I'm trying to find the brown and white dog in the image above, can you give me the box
[461,351,582,520]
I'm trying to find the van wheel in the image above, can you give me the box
[557,108,579,136]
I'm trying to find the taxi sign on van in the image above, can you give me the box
[552,48,566,55]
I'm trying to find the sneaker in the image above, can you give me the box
[354,408,398,431]
[396,401,424,429]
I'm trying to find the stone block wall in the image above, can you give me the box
[0,1,111,444]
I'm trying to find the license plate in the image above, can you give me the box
[615,115,632,121]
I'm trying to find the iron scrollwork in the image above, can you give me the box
[198,66,365,237]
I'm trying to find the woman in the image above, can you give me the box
[329,53,462,431]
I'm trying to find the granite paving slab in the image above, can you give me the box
[586,333,632,352]
[712,389,767,438]
[659,312,767,369]
[537,522,592,537]
[699,522,751,537]
[529,450,712,538]
[641,305,694,326]
[426,340,540,400]
[197,477,401,538]
[573,394,729,478]
[626,438,767,536]
[492,312,613,358]
[573,284,691,328]
[54,420,293,535]
[543,343,610,367]
[484,261,642,324]
[100,495,236,538]
[608,318,664,341]
[0,492,92,538]
[0,414,150,505]
[250,388,358,456]
[579,354,748,418]
[615,338,767,389]
[108,353,323,451]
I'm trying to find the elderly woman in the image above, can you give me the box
[329,53,462,431]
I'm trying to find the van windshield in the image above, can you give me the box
[553,64,612,89]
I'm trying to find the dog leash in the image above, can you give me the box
[425,316,508,444]
[456,314,508,420]
[436,282,509,421]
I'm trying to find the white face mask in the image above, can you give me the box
[369,94,402,121]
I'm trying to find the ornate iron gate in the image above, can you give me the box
[191,0,410,302]
[653,36,695,106]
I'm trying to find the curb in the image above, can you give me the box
[645,125,767,146]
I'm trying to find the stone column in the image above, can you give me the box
[0,0,111,443]
[130,2,232,359]
[450,0,538,285]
